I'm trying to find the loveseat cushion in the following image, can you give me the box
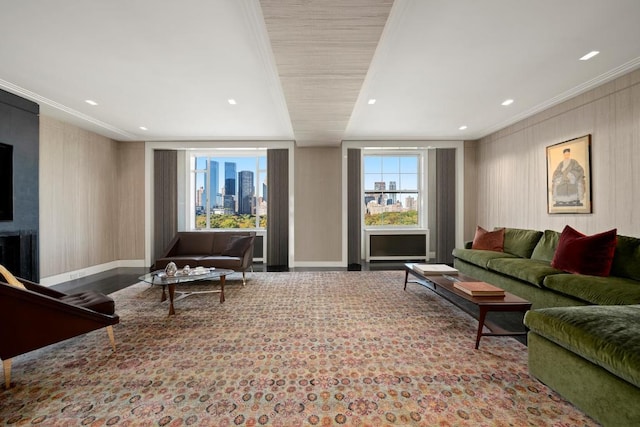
[155,256,203,269]
[173,234,215,256]
[198,256,243,269]
[452,248,517,269]
[60,291,115,315]
[487,258,564,288]
[221,235,254,257]
[503,228,543,259]
[542,274,640,305]
[524,305,640,389]
[530,230,561,262]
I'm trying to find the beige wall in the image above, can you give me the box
[294,146,343,263]
[39,116,144,278]
[473,68,640,237]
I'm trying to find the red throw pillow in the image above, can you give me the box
[471,226,505,252]
[551,225,617,277]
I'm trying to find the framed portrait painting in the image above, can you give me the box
[546,135,592,214]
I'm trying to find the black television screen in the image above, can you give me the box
[0,142,13,221]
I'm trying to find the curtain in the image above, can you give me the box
[435,148,456,264]
[347,149,362,269]
[266,149,289,270]
[153,150,177,266]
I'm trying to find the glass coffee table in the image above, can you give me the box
[139,268,234,316]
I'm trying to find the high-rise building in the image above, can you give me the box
[389,181,397,204]
[238,170,254,214]
[209,160,219,208]
[224,162,236,196]
[224,162,236,213]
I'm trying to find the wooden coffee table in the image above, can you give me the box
[404,263,532,349]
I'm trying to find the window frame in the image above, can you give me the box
[362,149,425,229]
[189,149,267,231]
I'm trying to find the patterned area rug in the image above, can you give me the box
[1,271,598,426]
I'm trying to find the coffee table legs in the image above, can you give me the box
[475,303,531,349]
[168,284,176,316]
[161,275,227,316]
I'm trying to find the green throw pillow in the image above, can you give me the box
[503,228,543,258]
[531,230,561,262]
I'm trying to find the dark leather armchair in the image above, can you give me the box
[0,275,119,388]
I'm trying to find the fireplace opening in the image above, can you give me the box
[0,232,37,282]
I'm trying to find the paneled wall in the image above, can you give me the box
[294,146,342,263]
[473,68,640,238]
[117,141,145,260]
[39,116,144,278]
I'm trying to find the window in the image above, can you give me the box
[363,152,420,227]
[191,152,267,229]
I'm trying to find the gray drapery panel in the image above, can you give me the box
[347,149,361,268]
[267,149,289,270]
[153,150,178,267]
[435,148,456,264]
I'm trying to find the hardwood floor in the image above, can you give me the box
[50,261,410,294]
[50,261,525,344]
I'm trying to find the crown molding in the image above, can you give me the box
[0,79,137,140]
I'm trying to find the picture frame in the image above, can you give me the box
[546,135,592,214]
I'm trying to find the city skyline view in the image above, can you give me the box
[192,155,267,228]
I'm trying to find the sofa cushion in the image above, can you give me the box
[175,233,215,256]
[530,230,561,263]
[211,233,252,255]
[452,248,517,269]
[610,234,640,281]
[0,264,26,289]
[551,226,617,277]
[503,228,543,259]
[487,258,564,288]
[471,226,504,251]
[524,304,640,389]
[221,235,254,257]
[155,256,203,269]
[543,274,640,305]
[198,256,243,269]
[60,291,115,315]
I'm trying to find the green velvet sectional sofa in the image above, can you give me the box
[452,227,640,426]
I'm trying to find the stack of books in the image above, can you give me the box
[453,281,505,297]
[412,264,458,275]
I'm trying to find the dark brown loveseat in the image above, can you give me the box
[0,272,118,388]
[153,231,256,285]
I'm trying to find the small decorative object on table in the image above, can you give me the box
[165,262,178,277]
[182,265,191,275]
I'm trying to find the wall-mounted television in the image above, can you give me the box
[0,142,13,221]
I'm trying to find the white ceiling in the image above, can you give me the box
[1,0,639,146]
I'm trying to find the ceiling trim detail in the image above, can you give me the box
[478,56,640,138]
[0,78,137,140]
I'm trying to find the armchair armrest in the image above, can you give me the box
[0,282,119,361]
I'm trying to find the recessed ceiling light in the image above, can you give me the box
[501,99,514,106]
[580,51,600,61]
[228,99,237,105]
[139,126,148,131]
[459,125,467,130]
[368,99,376,105]
[85,100,98,106]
